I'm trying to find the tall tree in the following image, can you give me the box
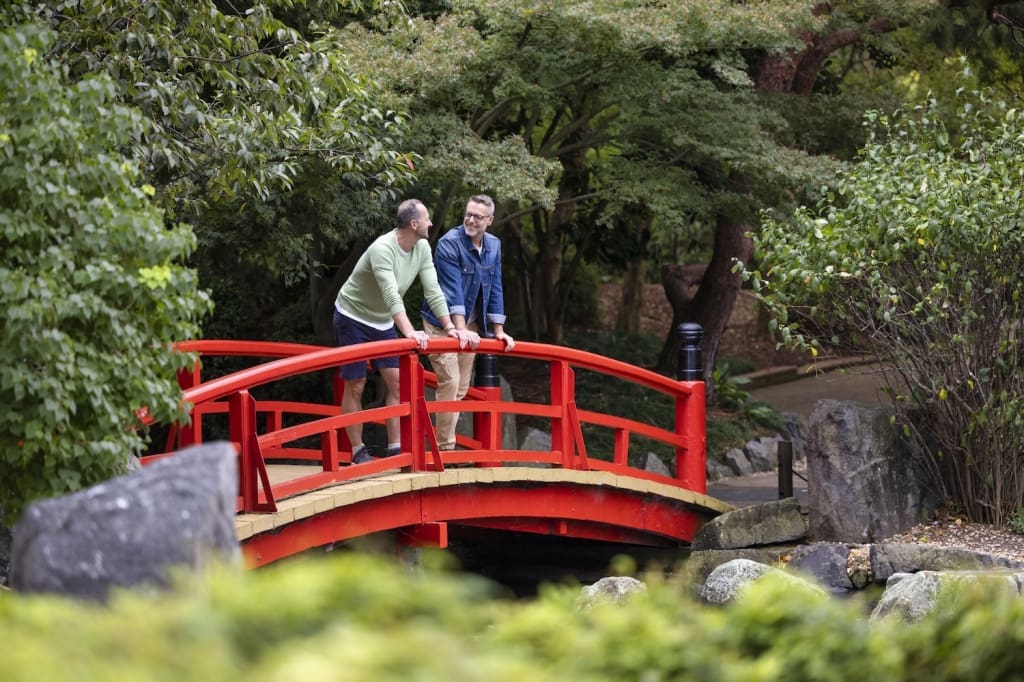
[3,0,420,343]
[341,0,831,351]
[656,0,939,379]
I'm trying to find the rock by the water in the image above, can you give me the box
[644,452,672,477]
[700,558,824,605]
[10,442,239,602]
[870,569,1024,622]
[870,542,1024,583]
[787,543,857,593]
[686,546,798,587]
[576,576,647,610]
[692,498,807,551]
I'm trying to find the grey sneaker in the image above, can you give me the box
[386,444,401,457]
[352,445,374,464]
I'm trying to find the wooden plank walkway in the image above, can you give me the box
[236,465,735,541]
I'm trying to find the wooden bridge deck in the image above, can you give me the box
[236,464,735,542]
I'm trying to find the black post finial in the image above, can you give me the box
[676,323,703,382]
[474,351,500,388]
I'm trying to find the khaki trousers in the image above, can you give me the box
[423,319,477,450]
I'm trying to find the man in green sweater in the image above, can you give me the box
[334,198,477,464]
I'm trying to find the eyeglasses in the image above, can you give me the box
[464,213,492,222]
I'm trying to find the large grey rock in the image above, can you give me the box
[779,413,807,460]
[871,569,1024,622]
[518,426,551,452]
[870,542,1024,583]
[576,576,647,611]
[744,438,778,471]
[723,448,754,477]
[700,558,825,605]
[787,543,856,592]
[706,459,733,482]
[10,442,239,602]
[782,541,1024,594]
[644,452,672,477]
[871,571,943,623]
[805,400,936,543]
[691,498,807,551]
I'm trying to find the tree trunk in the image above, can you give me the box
[655,4,899,390]
[656,263,705,371]
[657,215,752,393]
[310,240,366,346]
[617,257,646,334]
[690,216,754,386]
[502,219,538,340]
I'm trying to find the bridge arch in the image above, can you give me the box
[144,337,731,566]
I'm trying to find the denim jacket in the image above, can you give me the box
[421,225,507,336]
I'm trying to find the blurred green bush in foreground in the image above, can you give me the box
[4,554,1024,681]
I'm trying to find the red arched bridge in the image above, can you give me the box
[142,336,734,567]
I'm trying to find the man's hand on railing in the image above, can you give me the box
[496,330,515,351]
[410,330,430,349]
[449,328,480,350]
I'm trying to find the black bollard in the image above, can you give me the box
[676,323,703,382]
[473,351,500,388]
[778,440,794,499]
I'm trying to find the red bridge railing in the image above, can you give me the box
[143,337,706,513]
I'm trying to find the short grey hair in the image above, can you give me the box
[396,199,426,228]
[467,194,495,217]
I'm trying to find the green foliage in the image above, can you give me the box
[1008,508,1024,536]
[567,331,675,464]
[0,0,415,210]
[711,367,783,432]
[6,555,1024,680]
[564,261,603,330]
[0,23,210,522]
[744,76,1024,523]
[341,0,839,342]
[0,1,421,347]
[566,332,779,464]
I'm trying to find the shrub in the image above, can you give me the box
[744,74,1024,523]
[0,23,209,522]
[5,555,1024,680]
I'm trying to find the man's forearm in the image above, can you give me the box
[392,311,417,337]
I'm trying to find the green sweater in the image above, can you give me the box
[336,229,449,327]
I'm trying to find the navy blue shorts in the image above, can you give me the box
[333,310,400,380]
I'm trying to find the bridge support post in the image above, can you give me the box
[675,323,707,494]
[400,354,432,471]
[397,522,449,549]
[230,389,275,512]
[474,352,503,467]
[175,361,202,447]
[331,373,353,462]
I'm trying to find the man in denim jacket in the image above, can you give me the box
[421,195,515,451]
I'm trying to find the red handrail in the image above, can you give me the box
[144,339,705,512]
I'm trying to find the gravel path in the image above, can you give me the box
[883,517,1024,563]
